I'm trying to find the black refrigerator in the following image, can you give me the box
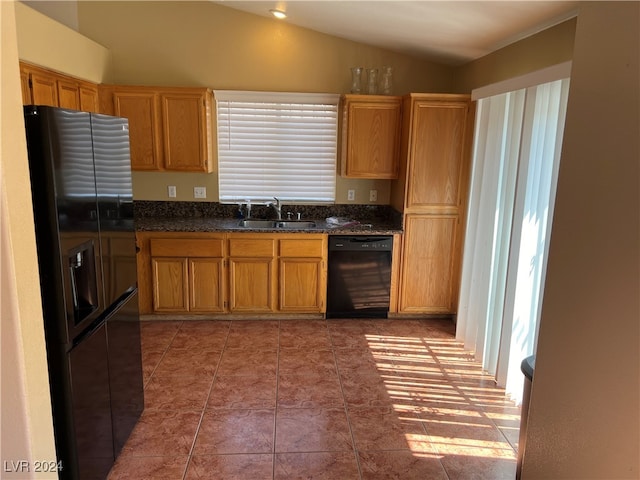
[23,106,144,479]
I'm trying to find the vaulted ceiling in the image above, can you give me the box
[214,1,579,65]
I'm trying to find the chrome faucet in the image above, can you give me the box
[271,196,282,220]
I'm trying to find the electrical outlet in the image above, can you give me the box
[194,186,207,199]
[167,185,177,198]
[369,189,378,202]
[347,189,355,201]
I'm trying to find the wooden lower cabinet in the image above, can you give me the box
[190,258,225,312]
[152,257,189,312]
[279,236,327,312]
[228,257,275,313]
[228,236,276,313]
[137,232,327,315]
[398,214,461,314]
[145,235,225,314]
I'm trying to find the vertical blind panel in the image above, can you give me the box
[458,77,569,405]
[215,91,339,203]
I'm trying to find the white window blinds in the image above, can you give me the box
[215,91,339,204]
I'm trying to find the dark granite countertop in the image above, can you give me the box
[135,216,402,235]
[134,201,403,235]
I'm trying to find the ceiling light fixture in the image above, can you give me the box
[269,8,287,19]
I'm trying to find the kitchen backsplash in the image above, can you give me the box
[134,200,402,223]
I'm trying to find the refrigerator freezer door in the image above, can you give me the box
[68,320,114,479]
[106,289,144,456]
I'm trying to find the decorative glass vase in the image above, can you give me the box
[381,66,393,95]
[366,68,379,95]
[350,67,363,94]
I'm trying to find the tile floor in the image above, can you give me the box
[108,318,520,479]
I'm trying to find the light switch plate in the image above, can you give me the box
[194,186,207,199]
[168,185,177,198]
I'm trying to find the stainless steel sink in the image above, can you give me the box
[275,220,317,229]
[238,219,317,229]
[238,219,277,228]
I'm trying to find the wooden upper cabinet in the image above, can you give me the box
[79,82,100,113]
[20,69,31,105]
[406,97,472,211]
[19,62,100,113]
[341,95,402,179]
[110,86,213,172]
[113,89,162,170]
[57,78,81,110]
[161,91,213,172]
[29,70,59,107]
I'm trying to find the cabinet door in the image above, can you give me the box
[113,90,162,170]
[57,78,80,110]
[30,71,58,106]
[228,258,275,313]
[161,91,212,172]
[277,236,327,313]
[20,69,31,104]
[190,258,225,312]
[406,100,470,210]
[342,96,402,179]
[279,258,325,312]
[399,214,460,313]
[152,257,188,312]
[79,83,100,113]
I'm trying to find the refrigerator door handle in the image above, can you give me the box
[69,261,80,313]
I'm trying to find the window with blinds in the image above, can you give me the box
[214,91,339,204]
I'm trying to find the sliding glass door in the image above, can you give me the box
[457,77,570,403]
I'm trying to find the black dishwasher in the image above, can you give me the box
[327,235,393,318]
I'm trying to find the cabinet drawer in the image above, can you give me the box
[229,238,275,257]
[279,239,324,257]
[150,238,224,257]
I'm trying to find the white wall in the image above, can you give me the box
[522,2,639,477]
[1,1,58,477]
[16,1,110,83]
[22,0,79,31]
